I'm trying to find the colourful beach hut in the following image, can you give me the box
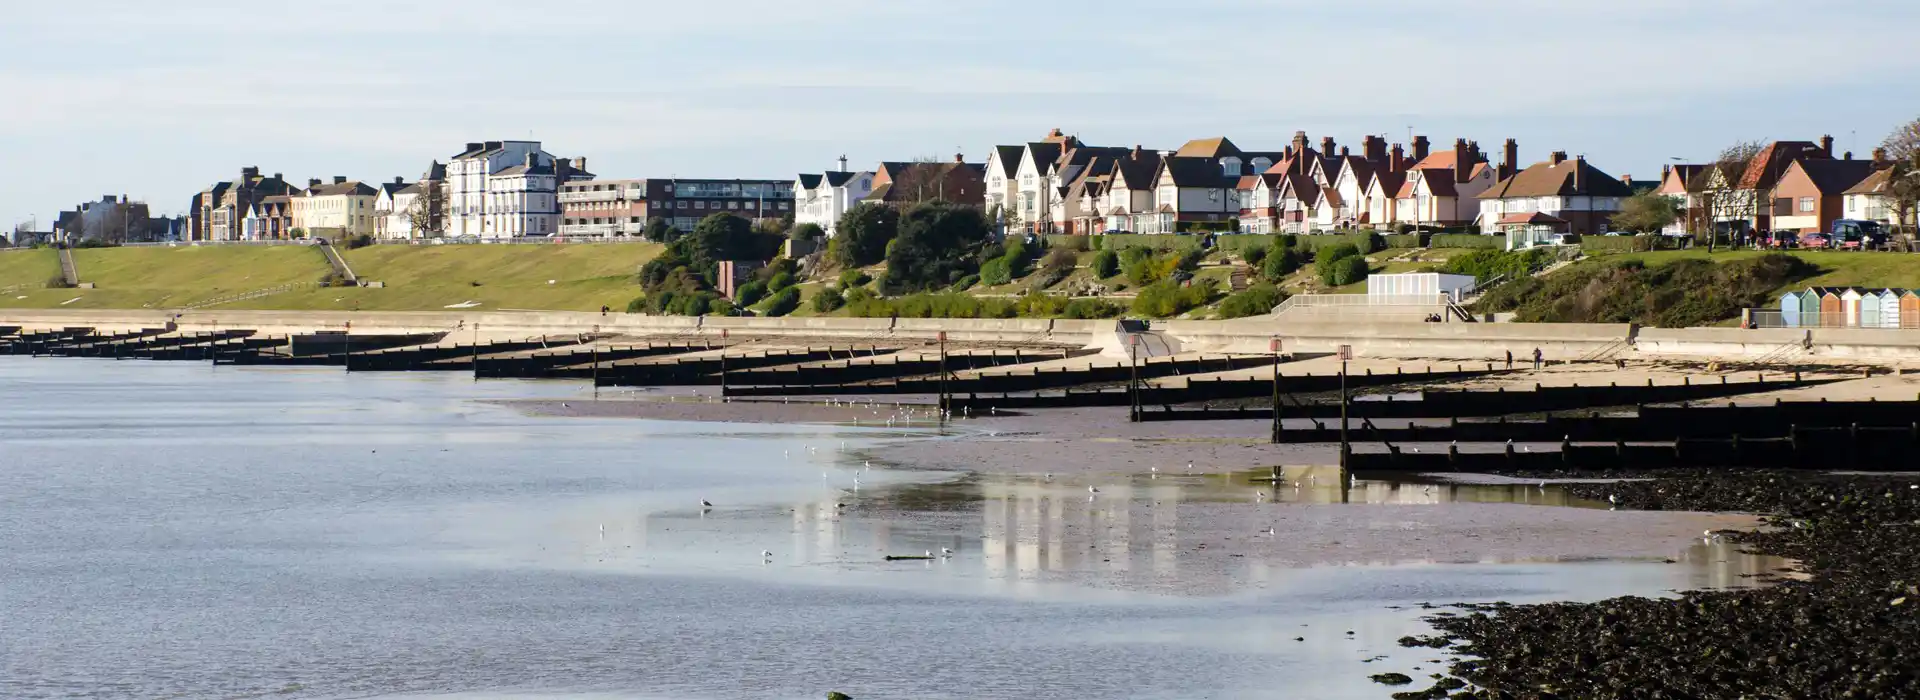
[1800,288,1825,327]
[1816,287,1846,327]
[1877,289,1904,329]
[1861,290,1882,329]
[1780,290,1804,328]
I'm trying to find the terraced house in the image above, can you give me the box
[1476,151,1632,247]
[444,141,591,239]
[188,166,296,241]
[290,177,379,240]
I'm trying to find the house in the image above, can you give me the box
[1098,147,1164,233]
[1655,163,1711,235]
[983,144,1024,230]
[52,195,156,244]
[1477,151,1635,247]
[1701,138,1833,235]
[1394,138,1497,228]
[1133,156,1236,234]
[243,195,293,240]
[1770,157,1880,233]
[189,167,296,241]
[372,178,413,240]
[375,162,446,240]
[1842,152,1904,228]
[863,156,985,209]
[1009,129,1077,233]
[290,177,380,240]
[794,157,876,237]
[444,141,591,239]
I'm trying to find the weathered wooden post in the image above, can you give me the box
[1339,344,1353,469]
[1269,337,1282,445]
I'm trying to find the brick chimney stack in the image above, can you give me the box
[954,152,965,163]
[1412,136,1431,161]
[1363,135,1387,164]
[1819,135,1834,157]
[1390,144,1406,171]
[1502,138,1519,180]
[308,178,322,188]
[1662,163,1672,179]
[1321,136,1336,156]
[1873,147,1889,165]
[333,176,347,184]
[1453,139,1471,183]
[1573,156,1586,191]
[1622,173,1632,187]
[1340,146,1351,157]
[1292,131,1310,156]
[1550,151,1568,166]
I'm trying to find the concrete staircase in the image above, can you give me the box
[57,246,80,287]
[317,242,358,286]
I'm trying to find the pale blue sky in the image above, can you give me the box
[5,0,1918,228]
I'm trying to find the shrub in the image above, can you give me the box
[734,280,767,306]
[45,275,74,289]
[1014,292,1068,317]
[318,272,353,288]
[1328,255,1370,286]
[1061,298,1124,319]
[1131,279,1219,318]
[980,258,1013,286]
[1442,249,1547,283]
[1262,246,1303,281]
[1217,283,1285,319]
[763,287,801,317]
[845,286,877,304]
[1244,245,1269,266]
[625,295,648,313]
[1486,253,1813,327]
[1091,249,1120,278]
[767,271,795,292]
[949,274,979,292]
[344,234,375,250]
[1430,233,1501,249]
[1313,243,1362,284]
[838,269,871,288]
[811,286,845,313]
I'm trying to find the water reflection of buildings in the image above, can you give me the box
[978,480,1187,581]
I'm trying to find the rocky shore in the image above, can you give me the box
[1398,470,1920,700]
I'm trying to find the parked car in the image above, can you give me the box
[1830,219,1885,251]
[1764,230,1799,249]
[1798,232,1831,250]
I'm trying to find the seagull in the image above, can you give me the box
[701,500,714,508]
[1539,480,1548,490]
[1263,526,1276,536]
[1607,494,1619,505]
[941,547,954,556]
[1043,472,1052,481]
[924,550,934,558]
[1186,461,1194,473]
[761,550,773,559]
[1088,486,1100,494]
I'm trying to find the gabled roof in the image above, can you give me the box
[1277,172,1320,203]
[1109,149,1164,190]
[1175,137,1243,159]
[1789,159,1879,195]
[492,163,553,177]
[796,173,824,190]
[992,145,1023,178]
[823,171,859,188]
[1158,156,1231,188]
[304,181,378,197]
[1844,168,1894,196]
[1660,164,1710,194]
[1235,175,1260,191]
[1025,142,1066,176]
[1370,170,1407,198]
[1738,141,1826,190]
[1397,169,1459,198]
[1478,158,1634,199]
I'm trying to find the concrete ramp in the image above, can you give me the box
[317,242,358,285]
[57,247,80,286]
[1084,320,1182,360]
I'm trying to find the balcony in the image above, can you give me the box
[557,223,637,237]
[559,191,627,203]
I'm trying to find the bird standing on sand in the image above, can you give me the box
[762,550,773,560]
[701,500,714,508]
[1088,485,1100,494]
[1608,494,1619,505]
[941,547,954,557]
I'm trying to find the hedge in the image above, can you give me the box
[1384,233,1428,249]
[1090,233,1204,253]
[1042,234,1092,251]
[1293,232,1383,254]
[1580,235,1658,254]
[1429,234,1502,249]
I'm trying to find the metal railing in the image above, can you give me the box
[1746,309,1920,329]
[1270,293,1450,316]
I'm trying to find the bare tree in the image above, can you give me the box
[885,156,955,206]
[1686,140,1766,251]
[1883,117,1920,235]
[405,182,447,239]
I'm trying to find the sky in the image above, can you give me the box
[4,0,1918,228]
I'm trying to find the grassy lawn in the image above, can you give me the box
[0,249,62,295]
[0,245,333,310]
[0,242,663,312]
[1581,249,1920,294]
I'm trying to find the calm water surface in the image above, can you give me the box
[0,358,1781,699]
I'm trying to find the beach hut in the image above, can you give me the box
[1877,289,1904,329]
[1903,291,1920,329]
[1841,288,1867,328]
[1779,291,1804,328]
[1860,290,1882,329]
[1816,288,1846,327]
[1800,288,1824,327]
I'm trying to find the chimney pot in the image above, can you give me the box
[395,176,405,184]
[1321,136,1336,155]
[1340,146,1351,157]
[1501,138,1519,179]
[955,153,965,163]
[1873,147,1889,164]
[1390,144,1406,172]
[1454,139,1472,183]
[1844,151,1853,160]
[273,173,282,181]
[574,157,587,171]
[1550,151,1568,166]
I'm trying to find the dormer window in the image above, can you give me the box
[1221,157,1242,176]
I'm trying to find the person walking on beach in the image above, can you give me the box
[1532,347,1543,370]
[1505,350,1513,369]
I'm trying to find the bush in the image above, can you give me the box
[763,287,801,317]
[1384,233,1427,249]
[845,286,877,304]
[1061,298,1124,319]
[1441,249,1548,283]
[767,271,795,292]
[1313,243,1362,282]
[1217,283,1285,319]
[1430,233,1501,249]
[1261,246,1303,281]
[625,295,648,313]
[1014,292,1068,317]
[1327,254,1370,286]
[838,269,871,288]
[1091,249,1120,278]
[319,272,353,288]
[949,274,979,292]
[1131,279,1219,318]
[1484,254,1813,327]
[734,280,767,306]
[1244,245,1269,266]
[811,286,845,313]
[45,275,74,289]
[1580,235,1655,254]
[882,201,992,295]
[344,234,375,250]
[980,258,1013,286]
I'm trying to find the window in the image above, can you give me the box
[1799,197,1815,212]
[696,201,707,209]
[630,217,640,223]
